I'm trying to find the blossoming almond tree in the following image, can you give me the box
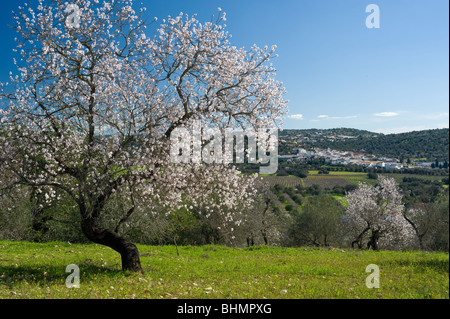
[344,176,415,250]
[0,0,287,272]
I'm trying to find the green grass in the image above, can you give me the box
[0,241,448,299]
[330,194,348,207]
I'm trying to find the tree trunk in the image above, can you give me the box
[30,187,53,242]
[352,226,370,249]
[261,229,268,245]
[417,235,424,251]
[81,215,142,272]
[247,232,254,247]
[403,213,424,250]
[367,229,380,251]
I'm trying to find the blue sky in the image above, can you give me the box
[0,0,448,134]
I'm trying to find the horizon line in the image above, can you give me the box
[278,126,450,135]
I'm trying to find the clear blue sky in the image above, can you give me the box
[1,0,448,134]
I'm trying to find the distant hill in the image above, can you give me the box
[280,128,379,139]
[279,128,449,162]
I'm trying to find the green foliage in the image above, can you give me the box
[1,169,447,252]
[367,172,378,180]
[400,177,447,204]
[289,195,345,247]
[428,195,449,251]
[285,204,294,212]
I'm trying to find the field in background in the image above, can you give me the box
[304,171,372,188]
[262,175,304,188]
[0,241,448,299]
[264,171,445,188]
[262,171,372,189]
[261,170,446,211]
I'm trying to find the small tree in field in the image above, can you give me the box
[344,176,415,251]
[0,0,287,271]
[403,197,449,251]
[290,194,345,247]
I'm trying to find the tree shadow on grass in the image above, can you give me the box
[0,258,124,288]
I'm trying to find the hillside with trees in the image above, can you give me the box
[280,128,449,162]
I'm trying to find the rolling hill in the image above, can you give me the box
[279,128,449,162]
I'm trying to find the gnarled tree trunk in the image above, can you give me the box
[352,226,370,249]
[367,229,380,251]
[81,215,142,272]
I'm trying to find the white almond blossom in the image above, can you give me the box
[344,176,415,250]
[0,0,287,271]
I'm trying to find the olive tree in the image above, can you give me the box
[290,194,345,247]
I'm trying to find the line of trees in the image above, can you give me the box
[286,177,448,251]
[2,175,448,253]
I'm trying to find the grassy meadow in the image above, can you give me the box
[0,241,448,299]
